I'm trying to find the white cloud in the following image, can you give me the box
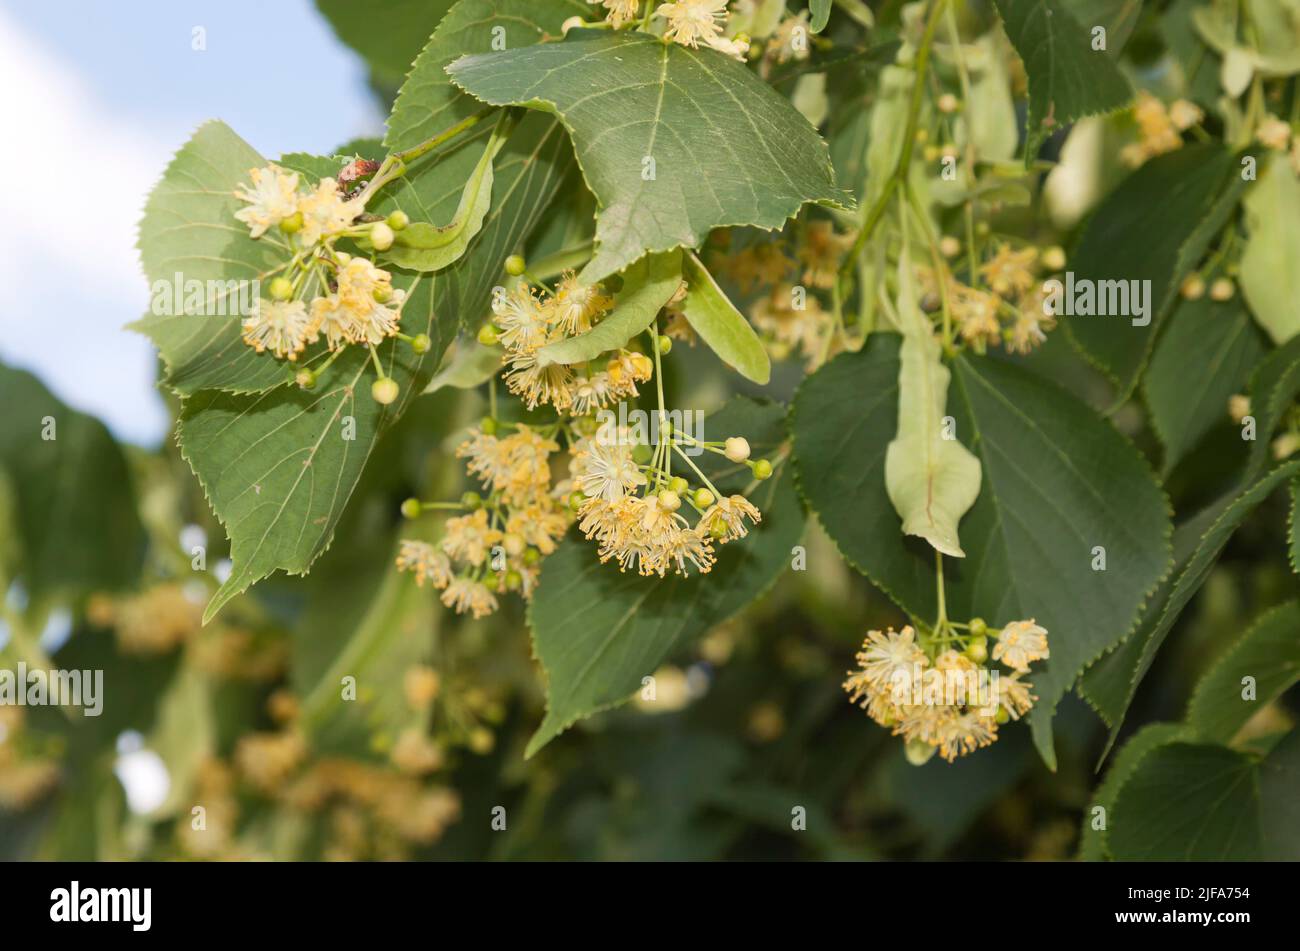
[0,8,169,443]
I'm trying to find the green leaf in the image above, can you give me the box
[1186,601,1300,744]
[884,249,981,558]
[0,364,145,598]
[1062,144,1246,399]
[679,252,771,384]
[1240,154,1300,344]
[133,121,299,396]
[991,0,1132,160]
[810,0,832,33]
[379,114,510,272]
[1058,0,1143,55]
[1108,742,1261,860]
[446,30,852,283]
[525,398,804,756]
[1079,459,1300,746]
[1290,477,1299,573]
[791,337,1172,767]
[1259,728,1300,860]
[1079,722,1192,861]
[1144,296,1268,474]
[296,556,434,756]
[316,0,456,85]
[424,336,501,393]
[536,250,683,366]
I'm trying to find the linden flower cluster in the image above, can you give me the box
[922,241,1063,355]
[488,272,656,414]
[396,423,569,619]
[843,619,1050,763]
[1120,91,1204,167]
[584,0,750,60]
[573,424,770,578]
[232,160,424,405]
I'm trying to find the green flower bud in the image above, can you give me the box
[968,617,988,637]
[504,254,527,277]
[386,210,410,231]
[460,491,482,510]
[505,569,523,590]
[479,416,498,436]
[904,738,937,766]
[400,498,422,519]
[523,547,541,566]
[294,368,317,390]
[752,459,773,480]
[373,284,393,304]
[657,490,681,512]
[668,476,689,495]
[658,335,673,355]
[965,635,988,664]
[568,490,586,512]
[279,211,303,234]
[477,324,500,347]
[410,333,431,354]
[693,488,715,508]
[268,277,293,301]
[371,377,400,405]
[370,222,395,251]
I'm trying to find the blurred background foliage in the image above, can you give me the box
[2,0,1298,860]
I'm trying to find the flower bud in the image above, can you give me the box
[461,491,483,510]
[411,333,431,354]
[279,211,303,234]
[668,476,689,495]
[504,254,527,277]
[693,488,715,508]
[371,377,400,405]
[400,498,422,519]
[658,490,681,512]
[503,533,525,557]
[1041,246,1067,271]
[370,222,395,251]
[724,436,751,463]
[477,324,500,346]
[752,459,773,480]
[658,335,673,355]
[968,617,988,637]
[568,490,586,512]
[965,635,988,664]
[1209,277,1235,301]
[386,210,410,231]
[937,93,959,114]
[268,277,293,301]
[295,367,317,389]
[939,236,961,258]
[480,416,498,435]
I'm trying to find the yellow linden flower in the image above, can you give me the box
[951,284,1002,345]
[234,165,300,238]
[769,12,812,64]
[606,349,653,388]
[439,577,499,619]
[551,271,613,336]
[569,371,617,416]
[991,671,1036,721]
[660,526,717,576]
[495,284,552,354]
[698,494,761,543]
[750,283,832,366]
[505,497,569,555]
[1124,91,1182,166]
[798,221,854,290]
[296,177,362,245]
[1256,114,1293,151]
[1007,305,1054,355]
[505,353,575,411]
[441,509,503,566]
[590,0,639,27]
[395,540,452,589]
[980,243,1039,298]
[572,435,646,502]
[992,619,1050,673]
[241,299,316,360]
[337,257,405,345]
[656,0,729,49]
[936,709,998,762]
[844,626,927,696]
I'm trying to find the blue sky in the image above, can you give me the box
[0,0,384,446]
